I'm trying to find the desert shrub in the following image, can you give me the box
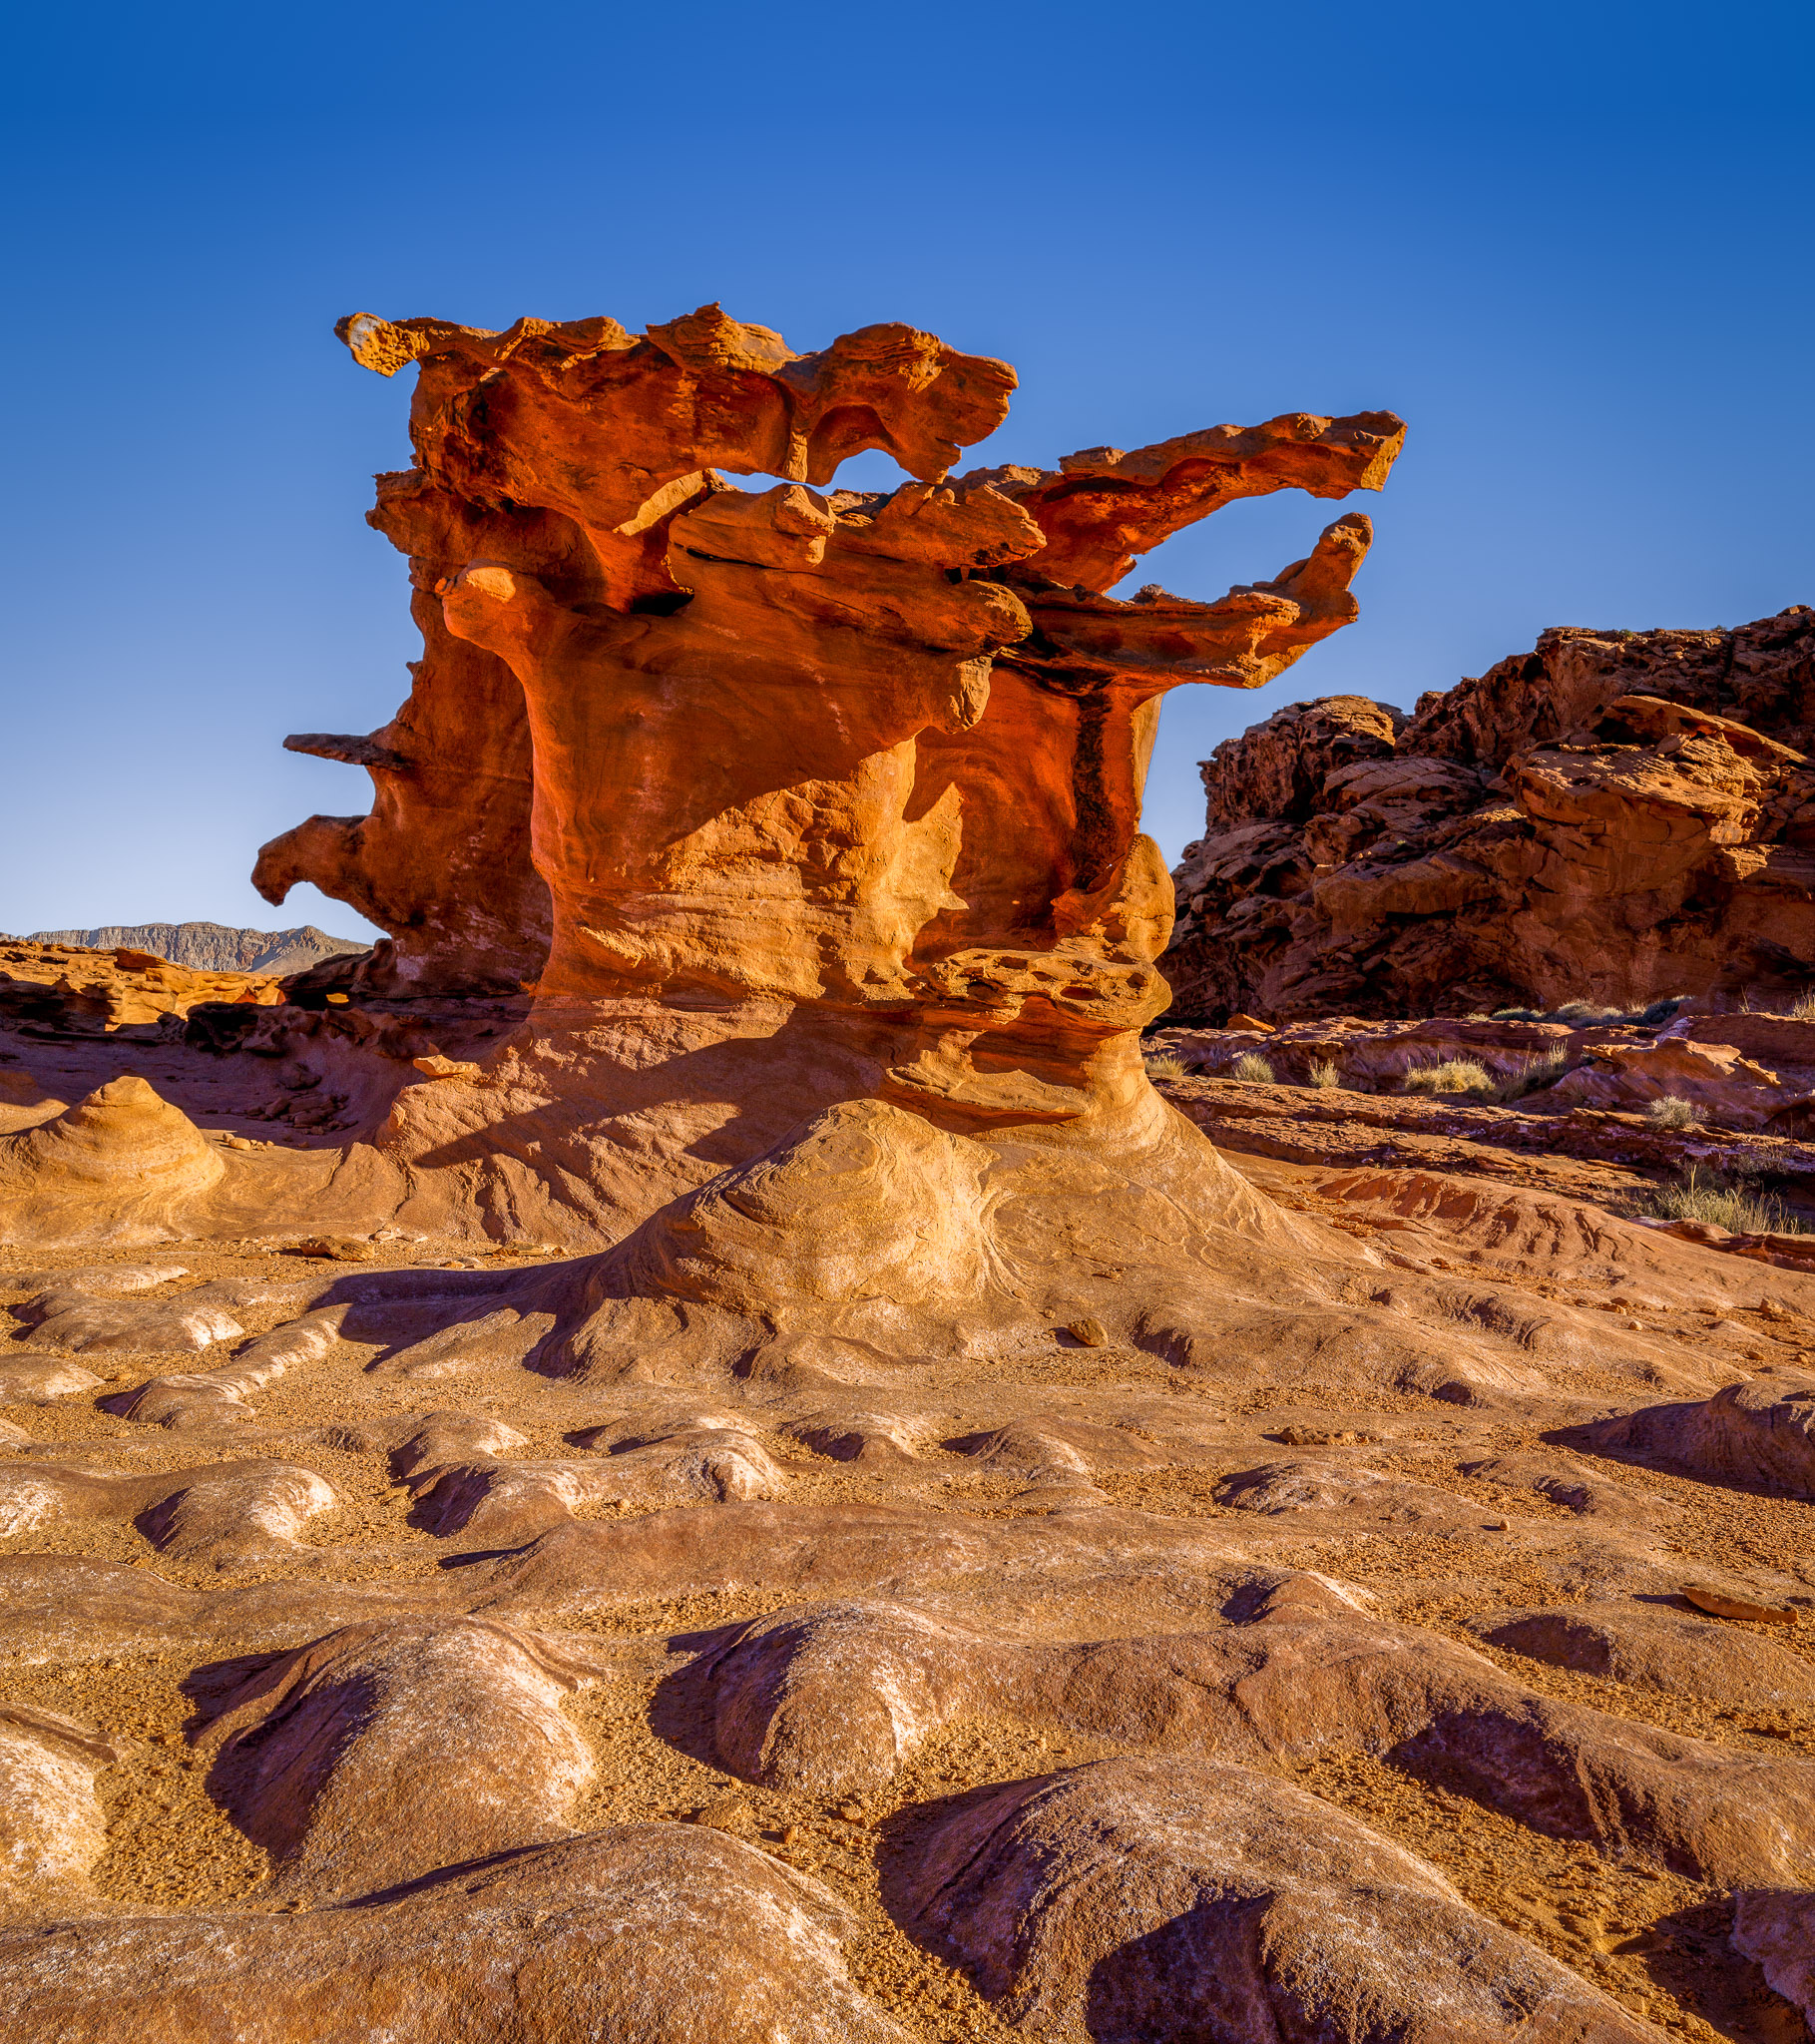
[1646,1164,1811,1236]
[1307,1058,1342,1089]
[1401,1058,1495,1097]
[1230,1052,1276,1084]
[1142,1052,1191,1081]
[1634,995,1685,1027]
[1495,1050,1569,1102]
[1645,1094,1697,1131]
[1792,989,1815,1022]
[1500,994,1683,1028]
[1546,1000,1626,1025]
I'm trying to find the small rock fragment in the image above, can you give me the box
[410,1055,484,1082]
[282,1237,379,1264]
[1683,1584,1797,1625]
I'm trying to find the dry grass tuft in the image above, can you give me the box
[1494,995,1683,1028]
[1494,1050,1570,1104]
[1142,1053,1190,1081]
[1792,989,1815,1021]
[1646,1164,1811,1236]
[1307,1059,1342,1090]
[1644,1094,1698,1131]
[1401,1058,1495,1097]
[1546,1000,1626,1026]
[1229,1052,1276,1085]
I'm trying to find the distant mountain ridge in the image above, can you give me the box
[26,920,368,977]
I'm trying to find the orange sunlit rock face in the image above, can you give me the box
[258,304,1400,1152]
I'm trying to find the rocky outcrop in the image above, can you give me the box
[1162,608,1815,1021]
[0,938,284,1035]
[233,302,1403,1252]
[893,1757,1664,2041]
[26,923,365,977]
[0,1076,227,1245]
[0,1827,913,2043]
[1152,1008,1815,1136]
[4,1179,1815,2032]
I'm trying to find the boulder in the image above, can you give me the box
[1588,1375,1815,1494]
[196,1617,597,1894]
[0,1825,910,2042]
[891,1756,1662,2041]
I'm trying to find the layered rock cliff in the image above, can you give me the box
[27,923,364,978]
[1161,607,1815,1021]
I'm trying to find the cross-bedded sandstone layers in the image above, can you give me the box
[246,304,1400,1247]
[1161,607,1815,1021]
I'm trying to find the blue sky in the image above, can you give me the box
[3,1,1809,942]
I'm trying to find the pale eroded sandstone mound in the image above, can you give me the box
[1162,607,1815,1020]
[0,1704,121,1897]
[195,1617,597,1894]
[1470,1602,1815,1713]
[1587,1373,1815,1494]
[0,1077,225,1246]
[1732,1890,1815,2029]
[694,1593,1815,1884]
[0,1826,912,2043]
[890,1757,1664,2041]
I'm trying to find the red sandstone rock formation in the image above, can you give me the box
[244,304,1400,1243]
[15,318,1815,2031]
[1161,608,1815,1021]
[0,938,282,1035]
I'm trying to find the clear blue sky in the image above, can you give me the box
[4,2,1809,943]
